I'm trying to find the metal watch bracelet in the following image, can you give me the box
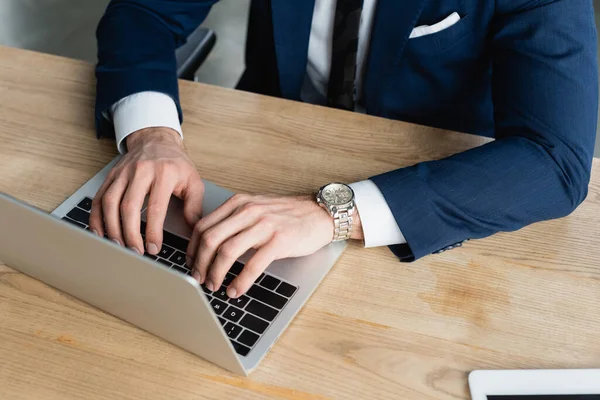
[333,207,353,242]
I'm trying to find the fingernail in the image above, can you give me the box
[111,239,122,246]
[146,243,158,255]
[227,287,237,298]
[92,229,100,237]
[129,247,141,255]
[192,269,201,282]
[205,280,214,291]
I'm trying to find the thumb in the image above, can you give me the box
[181,175,204,227]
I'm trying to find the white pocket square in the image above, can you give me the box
[409,12,461,39]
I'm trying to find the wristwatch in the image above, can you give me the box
[316,183,356,242]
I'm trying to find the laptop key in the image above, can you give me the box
[157,245,175,260]
[228,295,250,308]
[168,251,186,266]
[202,285,213,294]
[232,341,250,356]
[223,306,243,323]
[276,282,297,298]
[223,273,235,286]
[229,261,244,275]
[247,285,287,309]
[66,207,90,225]
[245,300,278,322]
[239,314,268,334]
[259,275,280,290]
[156,258,172,267]
[224,322,242,339]
[213,286,230,301]
[218,317,226,326]
[172,265,188,275]
[62,216,86,229]
[237,330,259,348]
[77,197,93,211]
[210,299,227,315]
[161,228,190,252]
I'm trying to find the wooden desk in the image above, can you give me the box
[1,45,599,400]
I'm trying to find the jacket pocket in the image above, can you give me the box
[407,13,473,55]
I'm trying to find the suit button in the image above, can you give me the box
[433,241,467,255]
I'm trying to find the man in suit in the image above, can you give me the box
[90,0,598,299]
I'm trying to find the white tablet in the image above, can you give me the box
[469,370,600,400]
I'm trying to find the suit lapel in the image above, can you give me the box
[363,0,429,115]
[271,0,316,100]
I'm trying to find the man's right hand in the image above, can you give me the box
[89,127,205,256]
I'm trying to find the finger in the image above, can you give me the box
[186,193,249,268]
[197,193,250,233]
[144,177,176,255]
[120,171,153,254]
[102,178,129,245]
[205,224,272,293]
[229,241,280,298]
[192,203,265,287]
[89,174,115,237]
[180,172,204,227]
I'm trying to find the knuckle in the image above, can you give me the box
[258,216,276,231]
[145,204,164,218]
[194,259,208,272]
[193,220,205,235]
[270,231,287,245]
[244,262,263,276]
[106,169,118,181]
[145,231,161,244]
[200,230,218,249]
[102,191,117,208]
[207,269,221,283]
[133,159,152,171]
[230,193,248,205]
[239,202,261,215]
[156,160,177,176]
[218,243,237,260]
[120,200,134,214]
[122,232,136,244]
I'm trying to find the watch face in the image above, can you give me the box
[322,183,353,206]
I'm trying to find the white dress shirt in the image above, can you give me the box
[110,0,407,248]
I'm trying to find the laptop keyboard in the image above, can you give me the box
[62,197,298,357]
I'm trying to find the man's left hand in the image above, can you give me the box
[186,194,361,298]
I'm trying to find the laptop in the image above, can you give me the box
[469,369,600,399]
[0,156,346,375]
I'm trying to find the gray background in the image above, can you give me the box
[1,0,599,156]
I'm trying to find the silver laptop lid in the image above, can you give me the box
[0,193,246,375]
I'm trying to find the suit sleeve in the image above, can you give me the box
[95,0,218,138]
[370,0,598,261]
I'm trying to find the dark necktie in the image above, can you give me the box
[327,0,364,111]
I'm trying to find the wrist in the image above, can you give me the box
[126,127,183,152]
[312,196,364,242]
[350,208,363,241]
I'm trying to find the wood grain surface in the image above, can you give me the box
[0,46,599,400]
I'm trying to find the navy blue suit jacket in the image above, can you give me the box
[96,0,598,261]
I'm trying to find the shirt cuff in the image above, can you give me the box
[110,91,183,154]
[349,180,407,248]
